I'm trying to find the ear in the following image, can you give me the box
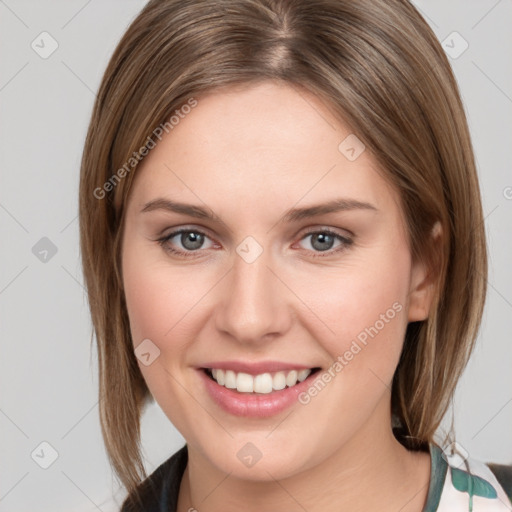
[407,221,443,322]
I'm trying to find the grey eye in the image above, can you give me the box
[308,232,336,251]
[178,231,205,250]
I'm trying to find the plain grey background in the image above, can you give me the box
[0,1,511,511]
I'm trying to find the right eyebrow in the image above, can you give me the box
[141,198,222,222]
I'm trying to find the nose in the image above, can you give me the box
[214,246,292,345]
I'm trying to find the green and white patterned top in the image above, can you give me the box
[426,443,512,511]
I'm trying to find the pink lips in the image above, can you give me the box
[197,364,320,418]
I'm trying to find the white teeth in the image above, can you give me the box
[286,370,298,387]
[255,373,273,393]
[272,371,286,390]
[212,368,224,385]
[297,369,311,382]
[236,372,254,392]
[208,368,314,393]
[224,370,237,389]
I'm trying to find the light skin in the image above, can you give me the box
[121,80,441,512]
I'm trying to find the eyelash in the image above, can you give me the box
[156,227,353,259]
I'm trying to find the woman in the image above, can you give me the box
[79,0,512,511]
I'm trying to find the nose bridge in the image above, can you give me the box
[215,243,290,343]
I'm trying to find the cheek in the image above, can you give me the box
[122,237,202,348]
[293,242,411,374]
[123,265,169,346]
[121,244,204,430]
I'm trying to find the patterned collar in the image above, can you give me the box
[424,443,511,511]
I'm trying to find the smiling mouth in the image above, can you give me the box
[202,367,322,394]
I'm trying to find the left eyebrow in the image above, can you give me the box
[140,196,378,223]
[282,198,378,222]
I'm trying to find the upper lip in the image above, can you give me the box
[198,360,319,375]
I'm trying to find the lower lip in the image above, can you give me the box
[197,368,320,418]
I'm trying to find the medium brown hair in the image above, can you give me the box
[79,0,487,499]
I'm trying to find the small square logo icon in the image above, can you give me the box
[32,237,58,263]
[236,236,263,264]
[236,442,262,468]
[135,338,161,366]
[442,31,469,59]
[31,441,59,469]
[441,441,469,468]
[338,134,366,161]
[31,31,59,59]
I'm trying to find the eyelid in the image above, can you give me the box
[156,225,354,258]
[299,225,354,239]
[294,227,353,256]
[159,226,217,248]
[158,223,216,239]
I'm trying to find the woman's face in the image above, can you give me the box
[121,81,434,480]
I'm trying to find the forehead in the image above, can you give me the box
[128,81,402,223]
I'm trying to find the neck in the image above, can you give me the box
[177,402,431,512]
